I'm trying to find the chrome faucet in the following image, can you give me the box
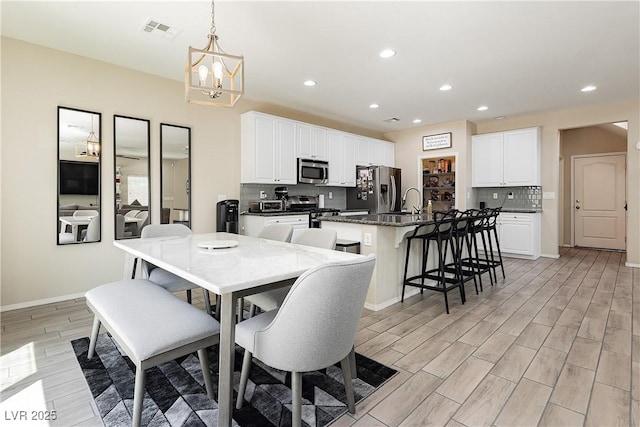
[401,187,422,214]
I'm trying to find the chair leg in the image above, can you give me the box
[87,316,100,359]
[215,294,222,321]
[203,290,212,316]
[340,356,356,413]
[349,346,357,379]
[132,366,146,427]
[235,350,253,410]
[197,348,215,400]
[248,303,257,318]
[292,371,303,427]
[492,226,506,279]
[186,289,192,304]
[237,298,244,323]
[401,238,412,302]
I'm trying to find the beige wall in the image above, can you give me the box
[560,126,627,245]
[384,121,476,211]
[0,37,384,308]
[476,100,639,263]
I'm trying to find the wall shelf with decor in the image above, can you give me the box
[422,156,455,211]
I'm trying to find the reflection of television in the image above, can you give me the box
[59,160,99,195]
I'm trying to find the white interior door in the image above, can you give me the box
[573,154,626,250]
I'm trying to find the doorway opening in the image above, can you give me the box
[559,122,628,250]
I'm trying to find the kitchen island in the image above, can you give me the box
[320,213,436,311]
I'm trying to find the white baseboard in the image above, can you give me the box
[625,262,640,268]
[1,292,86,313]
[541,253,561,259]
[364,288,421,312]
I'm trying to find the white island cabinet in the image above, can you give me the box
[472,127,541,187]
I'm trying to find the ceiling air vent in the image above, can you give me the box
[383,118,400,123]
[142,19,182,41]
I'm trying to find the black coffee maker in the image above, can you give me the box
[274,186,289,202]
[216,199,239,233]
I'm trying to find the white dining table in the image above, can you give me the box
[113,231,362,427]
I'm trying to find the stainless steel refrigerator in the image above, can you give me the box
[346,166,402,214]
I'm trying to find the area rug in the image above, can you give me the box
[72,334,397,427]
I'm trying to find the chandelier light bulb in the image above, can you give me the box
[198,65,209,86]
[212,61,224,87]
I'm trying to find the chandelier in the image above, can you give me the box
[75,115,100,158]
[185,0,244,108]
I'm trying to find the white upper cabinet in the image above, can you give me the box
[327,131,356,187]
[472,127,540,187]
[296,124,327,160]
[241,112,297,184]
[242,111,394,185]
[356,137,395,167]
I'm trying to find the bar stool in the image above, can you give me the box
[459,209,493,289]
[401,211,464,314]
[443,210,480,300]
[481,207,505,282]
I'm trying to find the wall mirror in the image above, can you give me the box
[114,115,150,240]
[57,107,101,245]
[160,123,191,228]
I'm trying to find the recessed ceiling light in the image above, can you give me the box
[413,119,422,124]
[369,103,380,109]
[440,84,453,91]
[495,116,505,120]
[581,85,597,92]
[303,80,317,87]
[477,105,489,111]
[379,49,396,58]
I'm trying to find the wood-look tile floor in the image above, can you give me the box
[1,247,638,426]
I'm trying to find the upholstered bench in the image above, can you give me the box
[85,279,220,427]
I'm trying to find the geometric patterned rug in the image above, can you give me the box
[71,334,397,427]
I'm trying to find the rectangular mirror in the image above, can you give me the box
[114,115,150,240]
[160,123,191,228]
[57,107,101,245]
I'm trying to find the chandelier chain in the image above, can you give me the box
[210,0,216,35]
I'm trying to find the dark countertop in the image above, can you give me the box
[499,209,541,213]
[241,211,309,217]
[320,213,433,227]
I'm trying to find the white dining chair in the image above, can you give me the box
[243,228,337,318]
[140,224,213,316]
[258,224,293,242]
[82,215,100,242]
[235,255,376,427]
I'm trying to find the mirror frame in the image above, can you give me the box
[57,106,102,245]
[113,114,151,240]
[160,123,192,229]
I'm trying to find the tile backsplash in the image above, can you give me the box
[475,186,542,211]
[239,183,346,212]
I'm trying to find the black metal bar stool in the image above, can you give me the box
[479,207,505,282]
[459,209,493,289]
[401,211,464,314]
[442,210,479,300]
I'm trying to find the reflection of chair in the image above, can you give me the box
[116,214,133,239]
[134,211,149,236]
[59,232,75,244]
[73,209,99,218]
[140,224,213,315]
[82,215,100,242]
[243,228,337,319]
[235,255,376,427]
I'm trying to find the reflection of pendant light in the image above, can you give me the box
[185,0,244,107]
[75,115,100,158]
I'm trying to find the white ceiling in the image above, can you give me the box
[2,1,638,132]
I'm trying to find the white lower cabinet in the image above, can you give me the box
[497,213,540,259]
[241,214,309,239]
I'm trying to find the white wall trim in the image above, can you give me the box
[364,288,421,312]
[1,292,86,313]
[625,262,640,268]
[541,253,561,259]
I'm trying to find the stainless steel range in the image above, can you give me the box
[286,195,340,228]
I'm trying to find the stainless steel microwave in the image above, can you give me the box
[298,158,329,184]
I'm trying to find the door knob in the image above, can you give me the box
[576,206,580,210]
[576,200,580,203]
